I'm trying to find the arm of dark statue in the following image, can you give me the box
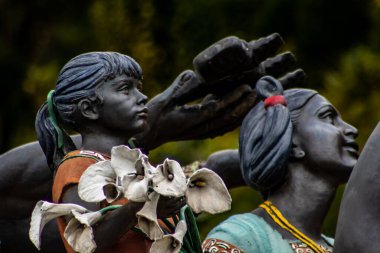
[203,149,245,189]
[334,123,380,253]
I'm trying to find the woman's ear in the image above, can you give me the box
[77,99,99,120]
[290,143,305,160]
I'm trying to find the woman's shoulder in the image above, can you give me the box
[203,213,292,253]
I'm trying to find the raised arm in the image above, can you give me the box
[135,34,306,150]
[335,123,380,253]
[203,149,245,189]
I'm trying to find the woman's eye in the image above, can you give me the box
[321,112,334,124]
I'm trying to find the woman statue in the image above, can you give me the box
[202,76,359,253]
[35,52,185,252]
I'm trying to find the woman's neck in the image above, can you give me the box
[80,132,131,155]
[266,163,338,243]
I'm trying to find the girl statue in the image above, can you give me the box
[35,52,185,252]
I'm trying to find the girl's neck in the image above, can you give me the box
[265,163,338,244]
[80,132,131,155]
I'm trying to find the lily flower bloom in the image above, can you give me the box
[186,168,232,214]
[136,192,164,240]
[152,158,187,198]
[64,210,103,253]
[150,220,187,253]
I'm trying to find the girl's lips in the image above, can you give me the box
[137,107,148,118]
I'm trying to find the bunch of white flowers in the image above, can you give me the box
[30,145,232,253]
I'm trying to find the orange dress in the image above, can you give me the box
[52,150,153,253]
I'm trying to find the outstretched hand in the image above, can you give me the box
[135,34,306,150]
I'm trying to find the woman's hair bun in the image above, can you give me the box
[256,76,284,100]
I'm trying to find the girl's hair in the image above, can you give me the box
[239,76,317,196]
[35,52,143,171]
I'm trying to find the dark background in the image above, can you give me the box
[1,0,380,237]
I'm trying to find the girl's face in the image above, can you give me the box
[292,94,359,183]
[96,74,148,136]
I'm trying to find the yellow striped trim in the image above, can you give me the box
[260,201,326,253]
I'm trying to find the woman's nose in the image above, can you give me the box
[343,123,358,139]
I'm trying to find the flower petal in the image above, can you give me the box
[111,145,142,177]
[64,210,103,253]
[64,220,95,253]
[122,175,150,202]
[149,220,187,253]
[137,155,155,180]
[71,209,103,227]
[136,192,164,240]
[29,201,87,250]
[78,160,116,203]
[103,183,123,203]
[186,168,232,214]
[152,159,187,197]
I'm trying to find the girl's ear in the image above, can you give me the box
[77,98,99,120]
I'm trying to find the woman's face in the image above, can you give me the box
[292,94,359,182]
[96,74,148,136]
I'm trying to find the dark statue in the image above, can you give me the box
[0,34,304,252]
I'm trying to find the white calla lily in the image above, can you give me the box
[152,159,187,198]
[102,182,124,203]
[122,155,153,202]
[122,174,150,202]
[186,168,232,214]
[149,220,187,253]
[29,201,87,250]
[64,210,103,253]
[78,160,118,203]
[111,145,143,177]
[136,192,164,240]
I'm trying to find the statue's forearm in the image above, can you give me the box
[204,149,246,189]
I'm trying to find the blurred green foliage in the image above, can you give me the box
[1,0,380,240]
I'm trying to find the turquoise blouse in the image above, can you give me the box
[204,213,333,253]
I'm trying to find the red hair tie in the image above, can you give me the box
[264,95,287,108]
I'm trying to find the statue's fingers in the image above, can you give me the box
[195,91,257,139]
[249,33,284,65]
[193,36,251,83]
[201,94,219,104]
[260,51,297,78]
[200,85,253,117]
[279,69,307,88]
[179,85,252,126]
[149,70,205,106]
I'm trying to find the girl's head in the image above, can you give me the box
[239,76,358,197]
[36,52,144,170]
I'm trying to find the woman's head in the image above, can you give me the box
[36,52,144,170]
[239,76,358,196]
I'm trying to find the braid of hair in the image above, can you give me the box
[239,76,292,195]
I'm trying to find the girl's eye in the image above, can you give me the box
[118,84,129,92]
